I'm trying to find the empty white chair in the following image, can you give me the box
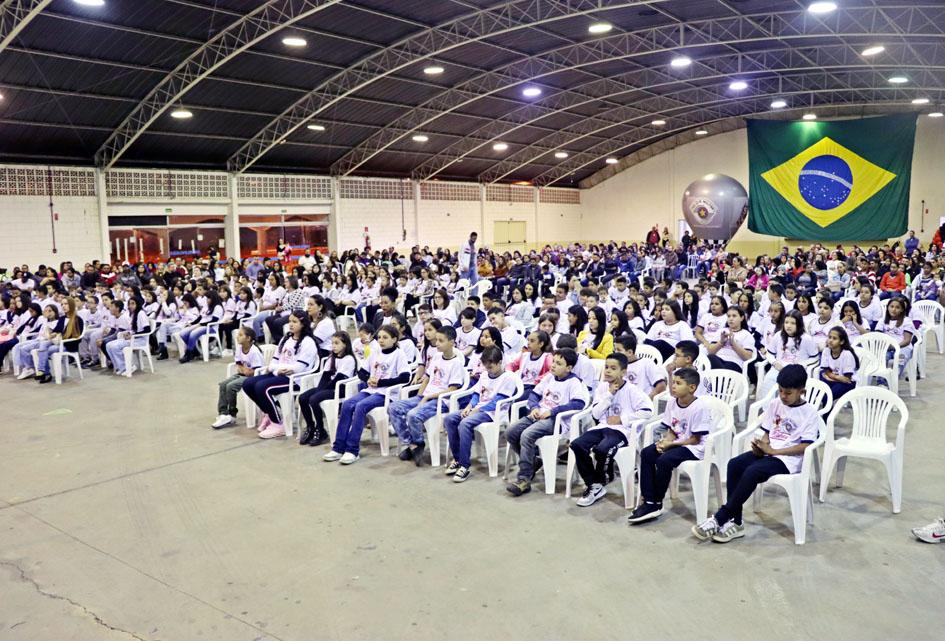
[852,348,877,389]
[913,300,944,354]
[198,321,223,362]
[853,332,916,397]
[634,344,663,367]
[819,387,909,513]
[702,369,750,424]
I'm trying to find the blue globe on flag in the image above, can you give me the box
[798,154,853,210]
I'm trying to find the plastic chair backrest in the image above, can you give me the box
[703,370,748,406]
[913,300,944,325]
[853,332,897,366]
[588,358,605,382]
[261,344,277,365]
[837,387,908,444]
[803,378,834,416]
[852,348,877,382]
[634,344,663,367]
[694,354,710,372]
[701,396,734,436]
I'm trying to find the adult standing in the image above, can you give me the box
[903,230,919,257]
[460,231,478,285]
[645,226,660,247]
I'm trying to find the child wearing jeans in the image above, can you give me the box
[628,367,711,524]
[691,365,819,542]
[443,346,518,482]
[570,353,653,507]
[212,327,264,429]
[505,348,589,497]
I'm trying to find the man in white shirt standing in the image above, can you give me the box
[460,231,478,285]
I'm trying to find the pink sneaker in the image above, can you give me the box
[259,424,285,439]
[257,415,272,432]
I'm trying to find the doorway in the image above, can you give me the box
[493,220,527,253]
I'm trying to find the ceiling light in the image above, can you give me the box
[605,157,619,164]
[522,87,542,98]
[803,113,818,121]
[412,135,429,143]
[492,143,509,152]
[807,2,837,14]
[588,22,613,34]
[861,45,885,57]
[554,151,568,159]
[73,0,105,6]
[0,92,4,101]
[281,36,307,47]
[170,108,193,119]
[729,80,748,91]
[770,99,788,109]
[514,181,532,186]
[670,56,692,68]
[888,76,909,84]
[423,65,444,75]
[651,119,666,126]
[912,98,930,105]
[307,124,325,131]
[695,129,708,136]
[929,112,944,118]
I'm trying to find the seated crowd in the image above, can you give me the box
[1,229,943,543]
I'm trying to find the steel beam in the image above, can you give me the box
[0,0,50,53]
[95,0,342,170]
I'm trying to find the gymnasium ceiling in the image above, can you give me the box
[0,0,943,187]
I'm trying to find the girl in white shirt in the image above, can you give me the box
[431,288,457,325]
[506,286,534,324]
[298,331,358,446]
[695,296,729,351]
[645,301,695,361]
[758,310,819,398]
[180,290,224,363]
[807,299,840,351]
[537,314,562,350]
[622,299,647,333]
[242,311,319,439]
[838,300,869,338]
[307,294,336,358]
[875,296,915,376]
[706,307,755,373]
[794,294,817,331]
[819,326,858,400]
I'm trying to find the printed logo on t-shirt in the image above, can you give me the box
[769,414,798,441]
[540,389,562,409]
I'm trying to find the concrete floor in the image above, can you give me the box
[1,354,943,641]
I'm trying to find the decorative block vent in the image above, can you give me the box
[339,177,410,200]
[419,181,480,201]
[106,170,229,200]
[239,174,332,200]
[0,166,96,196]
[485,184,534,203]
[539,187,581,205]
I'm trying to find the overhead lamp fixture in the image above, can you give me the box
[861,45,885,57]
[492,142,509,151]
[651,119,666,126]
[807,2,837,14]
[605,157,619,164]
[729,80,748,91]
[588,22,613,34]
[412,135,429,143]
[670,56,692,68]
[282,36,307,47]
[802,113,818,121]
[307,124,325,131]
[514,181,532,186]
[929,112,944,118]
[522,86,542,98]
[770,99,788,109]
[912,98,930,105]
[554,151,569,159]
[888,75,909,84]
[170,108,193,119]
[73,0,106,6]
[695,129,708,136]
[423,65,444,75]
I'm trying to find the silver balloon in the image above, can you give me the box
[681,173,749,241]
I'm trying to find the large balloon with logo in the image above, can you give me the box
[681,174,749,241]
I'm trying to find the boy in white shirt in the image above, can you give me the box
[212,327,264,429]
[389,325,466,465]
[628,367,711,524]
[613,334,667,399]
[570,353,653,507]
[556,334,597,389]
[443,346,519,482]
[506,348,589,496]
[692,365,819,542]
[487,307,525,354]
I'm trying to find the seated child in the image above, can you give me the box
[211,327,264,429]
[298,331,357,445]
[665,340,713,396]
[570,353,653,507]
[613,333,667,399]
[691,365,818,542]
[556,334,596,389]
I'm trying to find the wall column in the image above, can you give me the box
[329,177,342,252]
[94,168,110,261]
[225,173,240,260]
[412,179,420,247]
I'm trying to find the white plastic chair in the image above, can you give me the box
[472,280,492,299]
[913,300,944,354]
[634,344,663,367]
[852,348,877,389]
[852,332,916,397]
[819,387,908,513]
[199,321,223,362]
[241,344,278,428]
[414,368,471,466]
[364,368,418,457]
[503,400,587,495]
[321,376,361,444]
[702,369,750,424]
[732,416,826,544]
[122,320,156,378]
[444,376,523,476]
[50,333,86,385]
[274,357,323,437]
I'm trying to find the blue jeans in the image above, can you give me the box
[444,410,492,468]
[389,396,422,446]
[332,390,386,456]
[185,326,210,351]
[506,415,556,481]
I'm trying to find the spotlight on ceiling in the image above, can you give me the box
[928,112,944,118]
[423,65,444,75]
[554,151,569,159]
[307,124,325,131]
[670,56,692,68]
[912,98,930,105]
[770,99,788,109]
[282,36,307,47]
[170,108,193,119]
[695,129,708,136]
[588,22,613,34]
[807,2,837,15]
[729,80,748,91]
[802,113,818,121]
[522,86,542,98]
[651,119,666,126]
[412,135,429,143]
[605,157,619,164]
[861,45,885,57]
[888,76,909,84]
[492,142,509,152]
[73,0,106,6]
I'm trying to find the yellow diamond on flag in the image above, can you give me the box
[760,137,897,228]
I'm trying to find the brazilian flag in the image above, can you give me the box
[747,113,917,240]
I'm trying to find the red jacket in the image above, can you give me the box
[880,271,906,292]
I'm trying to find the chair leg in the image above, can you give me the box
[536,436,559,495]
[424,419,441,467]
[835,456,847,488]
[476,423,500,477]
[564,450,576,498]
[787,482,808,545]
[886,452,902,514]
[691,469,710,523]
[818,448,836,503]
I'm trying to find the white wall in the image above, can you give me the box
[0,196,102,267]
[581,116,945,246]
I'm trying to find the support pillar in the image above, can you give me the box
[225,173,240,260]
[94,168,110,262]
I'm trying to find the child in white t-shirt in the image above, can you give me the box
[692,365,819,543]
[613,333,667,399]
[212,326,265,429]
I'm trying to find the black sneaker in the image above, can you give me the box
[506,479,531,496]
[627,502,664,525]
[412,443,425,467]
[444,460,460,475]
[398,447,413,461]
[452,467,471,483]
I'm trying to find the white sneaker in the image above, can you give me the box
[912,518,945,543]
[576,483,607,507]
[17,368,35,380]
[339,452,360,465]
[211,415,235,429]
[258,424,285,439]
[322,450,343,462]
[691,516,719,541]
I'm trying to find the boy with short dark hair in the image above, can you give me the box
[505,348,589,496]
[692,364,818,542]
[628,367,711,524]
[570,353,653,507]
[665,339,712,396]
[613,333,667,399]
[487,306,525,354]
